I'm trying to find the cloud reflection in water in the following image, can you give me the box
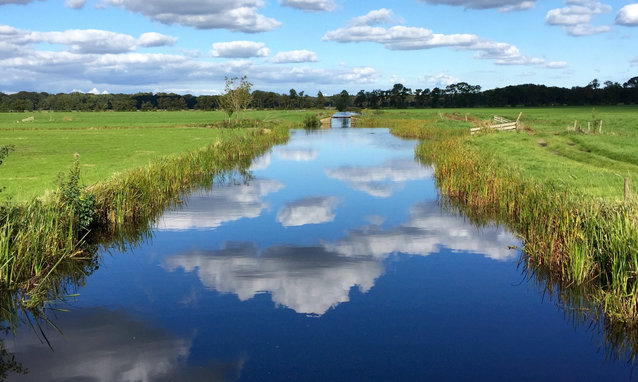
[276,196,339,227]
[6,309,244,382]
[164,202,519,316]
[156,179,284,231]
[325,158,432,197]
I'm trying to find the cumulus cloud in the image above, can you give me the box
[64,0,86,8]
[419,73,461,87]
[616,3,638,26]
[272,49,319,63]
[0,24,177,54]
[138,32,178,47]
[545,0,612,36]
[323,9,548,66]
[279,0,336,12]
[156,179,284,231]
[350,8,397,26]
[0,23,380,93]
[416,0,536,11]
[277,196,339,226]
[101,0,281,32]
[211,41,270,58]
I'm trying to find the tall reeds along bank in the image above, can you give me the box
[378,118,638,325]
[0,125,289,309]
[89,126,288,233]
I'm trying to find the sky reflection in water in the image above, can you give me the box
[5,128,635,381]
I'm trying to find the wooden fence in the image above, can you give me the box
[471,112,522,134]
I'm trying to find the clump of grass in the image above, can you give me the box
[302,114,321,130]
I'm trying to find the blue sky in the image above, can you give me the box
[1,0,637,95]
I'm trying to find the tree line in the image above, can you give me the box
[1,76,637,112]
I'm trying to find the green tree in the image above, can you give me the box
[218,76,253,123]
[334,90,350,112]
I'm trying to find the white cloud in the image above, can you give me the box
[211,41,270,58]
[64,0,86,8]
[272,49,319,64]
[416,0,536,11]
[545,0,612,36]
[616,3,638,26]
[279,0,336,12]
[323,10,548,66]
[419,73,461,87]
[0,24,380,93]
[277,196,339,226]
[546,61,568,69]
[101,0,281,32]
[138,32,178,47]
[0,24,177,54]
[350,8,397,26]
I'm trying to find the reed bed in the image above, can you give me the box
[0,125,289,307]
[374,117,638,325]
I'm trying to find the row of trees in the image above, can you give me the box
[1,76,637,112]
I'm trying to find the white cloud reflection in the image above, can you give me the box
[164,242,383,316]
[6,309,243,382]
[156,179,283,231]
[325,158,432,197]
[275,148,318,162]
[164,202,520,315]
[277,196,339,226]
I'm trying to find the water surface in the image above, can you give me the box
[4,128,635,381]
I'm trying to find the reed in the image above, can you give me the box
[376,116,638,325]
[0,125,289,304]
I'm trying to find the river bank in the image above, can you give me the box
[360,109,638,325]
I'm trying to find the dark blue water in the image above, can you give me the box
[5,129,635,381]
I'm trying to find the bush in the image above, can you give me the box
[303,114,321,129]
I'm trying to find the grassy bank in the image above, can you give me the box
[360,107,638,324]
[0,110,324,201]
[362,106,638,200]
[0,116,290,305]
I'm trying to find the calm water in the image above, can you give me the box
[4,128,636,381]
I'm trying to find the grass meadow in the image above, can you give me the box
[364,106,638,201]
[0,110,321,201]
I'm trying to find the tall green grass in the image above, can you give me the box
[373,116,638,325]
[0,124,289,311]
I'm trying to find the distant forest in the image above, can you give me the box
[2,76,637,112]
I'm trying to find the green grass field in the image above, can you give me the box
[367,106,638,201]
[2,107,637,202]
[0,110,325,201]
